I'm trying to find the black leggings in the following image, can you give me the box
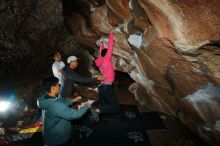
[57,139,71,146]
[45,139,71,146]
[97,85,120,114]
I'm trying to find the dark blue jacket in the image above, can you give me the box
[60,66,96,98]
[37,94,88,146]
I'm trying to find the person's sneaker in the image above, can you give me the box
[90,109,100,123]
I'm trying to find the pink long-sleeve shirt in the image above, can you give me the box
[95,32,115,84]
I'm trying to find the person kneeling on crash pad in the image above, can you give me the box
[37,76,91,146]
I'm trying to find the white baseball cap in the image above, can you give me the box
[67,56,78,63]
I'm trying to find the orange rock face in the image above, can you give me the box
[63,0,220,144]
[140,0,220,51]
[106,0,132,19]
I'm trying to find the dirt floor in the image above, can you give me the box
[114,85,208,146]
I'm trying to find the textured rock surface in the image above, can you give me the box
[139,0,220,51]
[63,0,220,144]
[0,0,72,100]
[0,0,65,82]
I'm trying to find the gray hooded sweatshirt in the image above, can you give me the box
[37,94,88,146]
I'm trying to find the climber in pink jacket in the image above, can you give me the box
[95,32,115,84]
[93,32,119,117]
